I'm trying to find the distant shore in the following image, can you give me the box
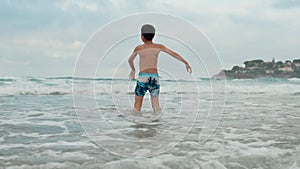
[214,59,300,79]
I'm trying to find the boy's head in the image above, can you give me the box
[141,24,155,41]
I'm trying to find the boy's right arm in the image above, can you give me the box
[128,46,139,79]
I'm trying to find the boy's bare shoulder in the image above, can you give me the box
[154,43,166,50]
[133,45,143,52]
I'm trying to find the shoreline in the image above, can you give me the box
[214,59,300,79]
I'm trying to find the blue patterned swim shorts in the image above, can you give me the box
[135,73,160,97]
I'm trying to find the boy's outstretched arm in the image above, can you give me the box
[160,45,192,73]
[128,47,138,79]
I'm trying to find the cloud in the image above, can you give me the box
[1,36,84,60]
[13,38,84,52]
[55,0,99,11]
[0,0,300,76]
[0,58,30,65]
[272,0,300,9]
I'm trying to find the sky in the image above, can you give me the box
[0,0,299,78]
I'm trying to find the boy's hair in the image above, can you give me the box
[142,33,155,40]
[141,24,155,41]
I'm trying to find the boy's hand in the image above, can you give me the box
[186,63,192,74]
[129,70,135,80]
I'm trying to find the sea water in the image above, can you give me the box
[0,77,299,169]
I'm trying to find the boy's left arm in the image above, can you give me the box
[160,45,192,73]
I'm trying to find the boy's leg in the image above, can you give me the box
[134,95,144,112]
[149,77,161,113]
[134,79,146,112]
[151,95,161,113]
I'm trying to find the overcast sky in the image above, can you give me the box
[0,0,299,77]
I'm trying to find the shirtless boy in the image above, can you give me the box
[128,24,192,113]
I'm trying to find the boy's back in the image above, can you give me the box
[135,44,162,74]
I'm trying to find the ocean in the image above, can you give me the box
[0,76,299,169]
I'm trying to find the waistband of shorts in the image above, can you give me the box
[138,72,159,78]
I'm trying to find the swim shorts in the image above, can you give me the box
[135,73,160,97]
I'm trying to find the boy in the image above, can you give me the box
[128,24,192,113]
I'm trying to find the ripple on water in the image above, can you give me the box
[2,124,65,135]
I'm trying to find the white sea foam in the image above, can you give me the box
[6,162,82,169]
[289,78,300,82]
[100,154,201,169]
[1,77,299,168]
[289,162,300,169]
